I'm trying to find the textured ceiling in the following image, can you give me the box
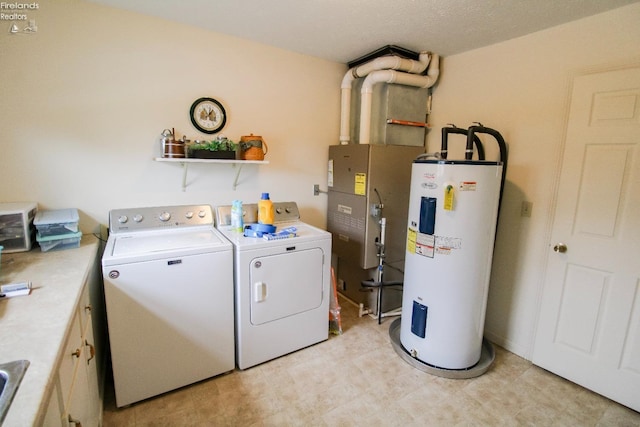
[88,0,639,63]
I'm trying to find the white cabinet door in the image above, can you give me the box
[532,67,640,411]
[58,312,82,410]
[66,349,91,427]
[57,285,101,427]
[83,312,101,426]
[42,376,64,427]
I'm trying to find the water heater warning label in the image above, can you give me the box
[410,230,462,258]
[459,181,477,191]
[435,236,462,250]
[408,228,435,258]
[416,233,435,258]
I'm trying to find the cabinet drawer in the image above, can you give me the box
[58,310,82,411]
[79,284,92,336]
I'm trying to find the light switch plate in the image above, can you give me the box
[521,201,533,217]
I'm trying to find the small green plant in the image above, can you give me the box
[190,138,237,152]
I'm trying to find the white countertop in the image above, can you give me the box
[0,235,100,426]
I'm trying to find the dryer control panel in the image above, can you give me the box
[272,202,300,222]
[217,201,301,227]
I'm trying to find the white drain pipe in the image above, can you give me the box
[353,53,431,78]
[340,52,432,144]
[339,73,355,144]
[359,54,440,145]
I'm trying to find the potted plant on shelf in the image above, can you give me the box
[188,136,237,159]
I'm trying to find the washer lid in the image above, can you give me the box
[111,227,227,257]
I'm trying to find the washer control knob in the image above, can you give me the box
[133,214,144,223]
[159,211,171,222]
[185,211,194,219]
[276,208,283,214]
[285,207,292,213]
[198,210,206,218]
[118,215,128,224]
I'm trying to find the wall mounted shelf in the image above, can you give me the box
[153,157,268,191]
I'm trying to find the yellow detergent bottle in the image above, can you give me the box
[258,192,274,225]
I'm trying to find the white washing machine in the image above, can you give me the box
[216,202,331,370]
[102,204,234,407]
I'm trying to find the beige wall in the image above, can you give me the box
[428,3,640,358]
[2,0,639,362]
[0,0,345,232]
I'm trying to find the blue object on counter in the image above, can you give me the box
[262,227,297,240]
[243,223,277,238]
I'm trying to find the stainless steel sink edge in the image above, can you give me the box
[0,359,30,424]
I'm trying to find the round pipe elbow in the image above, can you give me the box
[341,69,356,89]
[353,52,431,78]
[361,69,395,93]
[427,54,440,79]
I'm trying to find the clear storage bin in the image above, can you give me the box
[36,231,82,252]
[34,208,79,237]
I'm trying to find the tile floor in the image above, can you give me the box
[103,297,640,426]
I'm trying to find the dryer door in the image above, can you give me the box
[250,248,324,325]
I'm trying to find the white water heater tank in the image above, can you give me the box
[400,159,503,369]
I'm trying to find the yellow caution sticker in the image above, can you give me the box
[354,173,366,195]
[407,227,417,253]
[444,184,454,211]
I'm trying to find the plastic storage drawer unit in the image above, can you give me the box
[0,202,37,252]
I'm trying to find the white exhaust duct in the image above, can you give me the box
[359,55,440,145]
[353,52,432,78]
[339,52,439,144]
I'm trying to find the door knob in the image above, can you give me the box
[553,243,567,253]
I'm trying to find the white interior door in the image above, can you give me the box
[532,67,640,411]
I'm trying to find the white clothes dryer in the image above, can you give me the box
[216,202,331,370]
[102,205,234,407]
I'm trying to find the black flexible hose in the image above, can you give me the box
[441,125,486,160]
[466,125,509,213]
